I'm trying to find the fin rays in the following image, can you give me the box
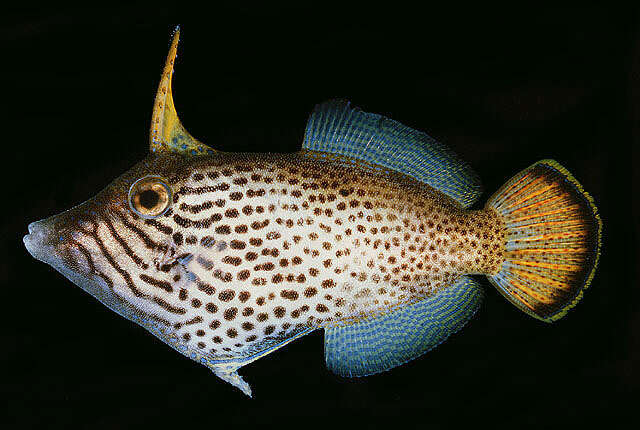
[486,160,602,322]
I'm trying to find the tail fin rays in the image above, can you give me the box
[486,160,602,322]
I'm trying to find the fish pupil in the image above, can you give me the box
[139,189,159,209]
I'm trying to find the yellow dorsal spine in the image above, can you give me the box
[149,27,214,155]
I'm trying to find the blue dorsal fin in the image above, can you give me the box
[323,276,483,377]
[303,100,482,208]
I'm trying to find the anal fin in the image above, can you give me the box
[324,276,483,377]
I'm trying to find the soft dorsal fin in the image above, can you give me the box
[324,276,483,377]
[302,100,482,208]
[149,27,215,156]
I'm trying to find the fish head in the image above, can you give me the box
[22,28,269,396]
[23,153,199,323]
[23,26,221,325]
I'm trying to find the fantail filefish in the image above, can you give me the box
[23,28,602,397]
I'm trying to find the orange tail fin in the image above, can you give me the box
[486,160,602,322]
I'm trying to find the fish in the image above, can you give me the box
[23,28,602,397]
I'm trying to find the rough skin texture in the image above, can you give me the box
[37,151,505,359]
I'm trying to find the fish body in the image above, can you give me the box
[23,29,602,396]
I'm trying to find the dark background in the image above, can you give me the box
[1,4,638,428]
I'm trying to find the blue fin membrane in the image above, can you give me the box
[303,100,482,208]
[324,276,483,377]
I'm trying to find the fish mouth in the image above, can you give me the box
[23,216,146,322]
[24,217,129,316]
[23,220,56,265]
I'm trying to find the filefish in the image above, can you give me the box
[23,28,602,396]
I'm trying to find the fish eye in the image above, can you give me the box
[128,176,172,219]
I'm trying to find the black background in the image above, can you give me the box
[2,4,638,428]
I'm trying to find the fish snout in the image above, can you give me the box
[24,213,122,313]
[24,216,76,268]
[24,220,55,261]
[24,211,101,290]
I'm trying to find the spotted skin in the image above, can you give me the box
[30,152,503,358]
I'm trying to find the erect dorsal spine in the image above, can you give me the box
[149,26,215,156]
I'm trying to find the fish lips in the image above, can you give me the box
[23,218,82,284]
[23,219,57,266]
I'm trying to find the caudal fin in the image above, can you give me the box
[486,160,602,322]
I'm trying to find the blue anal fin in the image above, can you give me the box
[303,100,482,208]
[324,276,484,377]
